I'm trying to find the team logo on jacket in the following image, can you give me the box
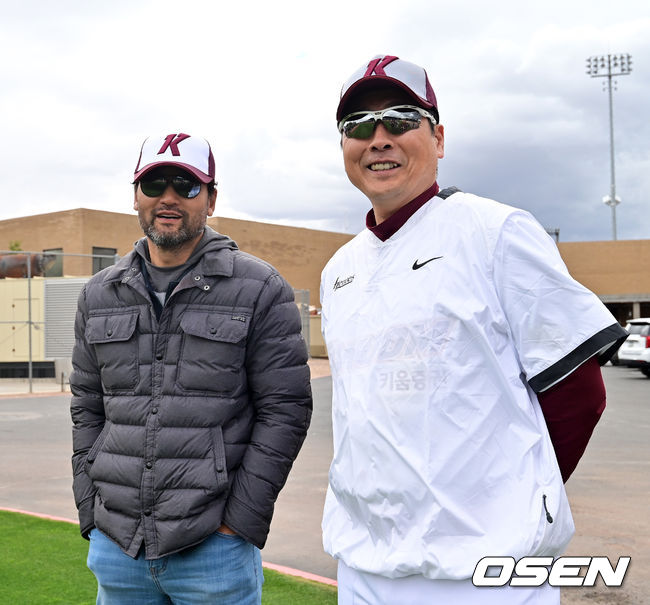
[333,275,354,291]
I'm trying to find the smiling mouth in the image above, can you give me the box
[155,212,183,220]
[368,162,400,171]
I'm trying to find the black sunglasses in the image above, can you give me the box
[338,105,437,139]
[139,175,202,199]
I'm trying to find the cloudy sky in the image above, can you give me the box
[1,0,648,242]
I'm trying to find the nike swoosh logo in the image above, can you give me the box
[412,256,443,270]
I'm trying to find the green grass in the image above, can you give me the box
[261,569,337,605]
[0,511,337,604]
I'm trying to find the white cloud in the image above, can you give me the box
[0,0,649,243]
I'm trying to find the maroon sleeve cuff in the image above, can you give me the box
[537,356,606,483]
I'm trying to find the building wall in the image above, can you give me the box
[558,240,650,323]
[0,210,353,307]
[557,240,650,297]
[2,208,649,314]
[0,209,143,277]
[2,209,650,367]
[1,209,82,275]
[211,217,353,308]
[78,209,143,275]
[0,278,44,362]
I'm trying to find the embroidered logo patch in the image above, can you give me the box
[333,275,355,291]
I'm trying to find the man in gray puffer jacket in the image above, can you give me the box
[70,132,312,604]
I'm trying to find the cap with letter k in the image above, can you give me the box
[337,55,439,123]
[133,132,216,183]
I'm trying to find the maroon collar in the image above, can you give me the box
[366,182,440,241]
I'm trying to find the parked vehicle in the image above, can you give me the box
[617,318,650,377]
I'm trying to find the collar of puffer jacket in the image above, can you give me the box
[101,226,239,284]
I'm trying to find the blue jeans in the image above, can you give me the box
[87,529,263,604]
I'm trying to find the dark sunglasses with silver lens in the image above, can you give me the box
[338,105,437,139]
[139,175,202,199]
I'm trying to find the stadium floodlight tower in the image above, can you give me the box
[585,53,632,241]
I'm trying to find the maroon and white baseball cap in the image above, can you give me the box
[337,55,439,123]
[133,133,216,183]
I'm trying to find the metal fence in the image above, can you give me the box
[0,250,310,392]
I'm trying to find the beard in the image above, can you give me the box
[138,210,206,250]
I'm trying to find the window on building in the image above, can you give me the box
[43,248,63,277]
[92,247,117,275]
[605,303,634,325]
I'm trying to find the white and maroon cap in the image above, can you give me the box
[337,55,439,122]
[133,133,216,183]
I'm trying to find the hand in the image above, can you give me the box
[217,523,236,535]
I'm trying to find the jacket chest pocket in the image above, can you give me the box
[177,311,249,393]
[86,311,139,392]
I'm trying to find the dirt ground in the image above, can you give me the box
[0,363,646,603]
[559,366,649,605]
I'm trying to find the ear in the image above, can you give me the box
[207,189,217,217]
[434,124,445,159]
[133,182,140,211]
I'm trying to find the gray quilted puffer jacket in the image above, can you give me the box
[70,228,312,559]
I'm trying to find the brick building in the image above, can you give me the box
[1,208,649,377]
[0,208,352,309]
[2,208,649,320]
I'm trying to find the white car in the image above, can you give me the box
[617,318,650,378]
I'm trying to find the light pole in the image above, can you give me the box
[585,53,632,241]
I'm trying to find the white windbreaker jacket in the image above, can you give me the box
[320,191,625,580]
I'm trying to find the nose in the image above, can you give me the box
[369,122,393,151]
[159,183,180,203]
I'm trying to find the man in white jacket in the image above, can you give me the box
[320,55,627,604]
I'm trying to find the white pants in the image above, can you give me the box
[337,560,560,605]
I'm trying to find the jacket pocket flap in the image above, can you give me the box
[180,311,248,343]
[86,312,138,344]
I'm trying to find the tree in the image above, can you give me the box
[8,240,22,251]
